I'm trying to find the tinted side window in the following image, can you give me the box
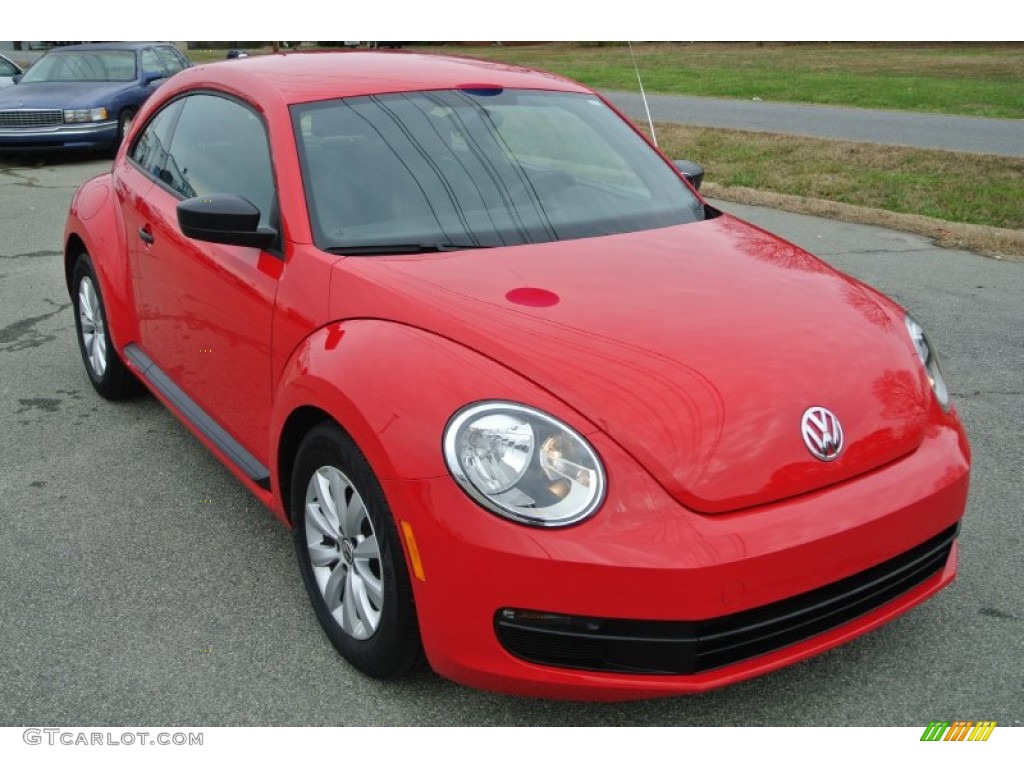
[130,99,183,178]
[162,94,276,227]
[140,49,162,77]
[155,47,185,75]
[0,58,17,77]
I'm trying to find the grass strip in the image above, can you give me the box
[417,42,1024,119]
[651,123,1023,258]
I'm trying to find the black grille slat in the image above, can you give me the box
[496,523,958,675]
[696,530,956,646]
[0,110,64,128]
[701,547,949,654]
[695,547,951,668]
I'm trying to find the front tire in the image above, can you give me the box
[291,422,423,678]
[115,108,136,151]
[71,252,140,400]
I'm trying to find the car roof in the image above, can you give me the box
[45,42,167,52]
[165,51,590,105]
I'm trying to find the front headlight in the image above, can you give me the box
[905,314,950,410]
[443,402,606,527]
[63,107,109,123]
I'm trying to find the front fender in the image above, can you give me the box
[64,173,138,352]
[270,319,599,510]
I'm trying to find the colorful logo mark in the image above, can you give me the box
[920,721,997,742]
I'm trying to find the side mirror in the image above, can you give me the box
[673,160,704,191]
[142,71,165,86]
[177,194,277,249]
[12,73,22,84]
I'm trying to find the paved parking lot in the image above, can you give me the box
[604,90,1024,156]
[1,155,1021,725]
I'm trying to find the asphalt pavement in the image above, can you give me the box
[0,156,1021,726]
[603,90,1024,156]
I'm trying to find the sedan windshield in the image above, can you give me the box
[21,51,137,83]
[292,89,704,251]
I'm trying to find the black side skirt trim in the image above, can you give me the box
[124,344,271,491]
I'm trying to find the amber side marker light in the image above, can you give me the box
[400,520,426,582]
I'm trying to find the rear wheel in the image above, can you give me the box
[291,422,423,678]
[71,252,140,400]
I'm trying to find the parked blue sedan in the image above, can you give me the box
[0,42,190,152]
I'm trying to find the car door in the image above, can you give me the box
[139,47,169,88]
[129,92,281,471]
[120,96,182,306]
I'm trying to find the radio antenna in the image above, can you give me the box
[628,41,657,147]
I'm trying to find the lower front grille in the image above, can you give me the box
[496,523,958,675]
[0,109,65,128]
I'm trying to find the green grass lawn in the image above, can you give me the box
[186,43,1024,118]
[414,42,1024,119]
[655,124,1024,231]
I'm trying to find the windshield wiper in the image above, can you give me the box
[325,243,491,256]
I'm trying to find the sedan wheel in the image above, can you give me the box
[117,108,136,145]
[291,422,423,678]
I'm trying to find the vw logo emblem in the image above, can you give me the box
[801,406,844,462]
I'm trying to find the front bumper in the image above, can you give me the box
[0,120,118,151]
[386,417,969,701]
[494,522,957,675]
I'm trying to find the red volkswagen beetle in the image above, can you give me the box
[63,52,970,700]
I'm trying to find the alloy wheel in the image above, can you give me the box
[304,465,384,640]
[78,276,107,377]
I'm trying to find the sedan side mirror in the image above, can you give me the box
[673,160,705,191]
[12,73,22,84]
[177,194,278,249]
[142,71,166,86]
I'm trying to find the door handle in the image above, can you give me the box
[138,227,154,245]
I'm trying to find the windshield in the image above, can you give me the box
[292,89,704,251]
[21,51,137,83]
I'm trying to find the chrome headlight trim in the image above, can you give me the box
[905,313,950,410]
[443,401,607,528]
[64,107,109,123]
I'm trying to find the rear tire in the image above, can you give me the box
[291,422,424,678]
[71,252,140,400]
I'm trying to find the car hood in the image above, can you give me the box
[332,214,931,514]
[0,81,130,109]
